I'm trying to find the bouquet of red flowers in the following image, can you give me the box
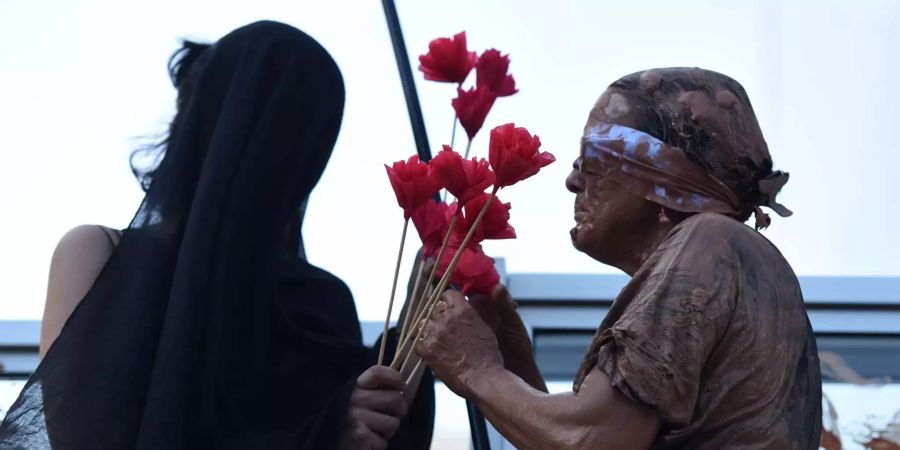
[376,33,555,377]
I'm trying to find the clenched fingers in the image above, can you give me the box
[350,386,408,418]
[357,365,405,391]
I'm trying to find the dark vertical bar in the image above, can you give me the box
[466,397,493,450]
[381,0,432,162]
[381,2,491,449]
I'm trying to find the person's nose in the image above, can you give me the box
[566,158,584,194]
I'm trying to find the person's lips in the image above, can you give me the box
[571,205,591,241]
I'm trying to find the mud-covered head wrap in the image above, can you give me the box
[582,67,791,229]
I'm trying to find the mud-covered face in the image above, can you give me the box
[566,90,659,263]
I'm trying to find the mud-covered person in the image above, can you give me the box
[416,68,822,450]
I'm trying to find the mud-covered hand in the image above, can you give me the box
[414,289,503,398]
[469,284,547,392]
[468,284,521,339]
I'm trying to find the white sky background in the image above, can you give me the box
[1,0,899,321]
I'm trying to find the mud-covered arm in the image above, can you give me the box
[417,291,660,450]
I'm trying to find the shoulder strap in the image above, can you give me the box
[95,225,122,249]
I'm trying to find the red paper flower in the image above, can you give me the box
[451,192,516,244]
[429,146,496,206]
[418,31,477,84]
[476,49,518,97]
[385,155,441,218]
[410,199,450,258]
[436,245,500,296]
[452,86,497,140]
[488,123,556,189]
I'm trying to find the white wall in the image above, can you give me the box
[1,0,898,322]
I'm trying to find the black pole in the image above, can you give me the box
[381,0,432,163]
[466,397,493,450]
[381,2,492,449]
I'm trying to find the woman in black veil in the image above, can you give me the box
[0,21,433,449]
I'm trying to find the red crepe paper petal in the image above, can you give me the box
[409,199,451,259]
[430,146,496,206]
[418,31,477,84]
[385,155,441,218]
[452,86,497,140]
[476,49,518,97]
[451,192,516,245]
[436,245,500,296]
[488,123,556,189]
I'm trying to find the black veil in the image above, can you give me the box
[0,21,433,449]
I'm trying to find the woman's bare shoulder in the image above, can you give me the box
[41,225,120,356]
[55,224,120,253]
[49,224,121,287]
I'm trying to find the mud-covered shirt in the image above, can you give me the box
[573,213,822,449]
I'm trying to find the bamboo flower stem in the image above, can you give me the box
[377,218,409,366]
[396,258,426,349]
[463,139,473,160]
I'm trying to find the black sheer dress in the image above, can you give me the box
[0,21,433,449]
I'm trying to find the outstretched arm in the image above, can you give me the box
[469,365,659,450]
[417,290,660,450]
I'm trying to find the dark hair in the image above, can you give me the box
[130,40,212,191]
[607,68,773,221]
